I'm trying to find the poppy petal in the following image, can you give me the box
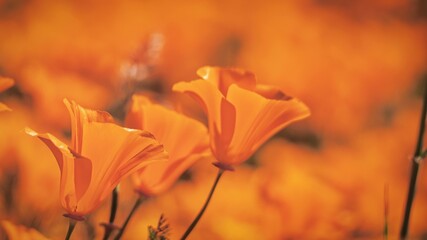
[126,95,209,195]
[126,95,208,161]
[25,128,80,213]
[75,122,167,212]
[226,84,310,164]
[197,66,256,96]
[254,84,293,100]
[173,79,236,162]
[134,153,208,196]
[63,98,114,153]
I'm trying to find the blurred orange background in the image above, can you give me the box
[1,0,427,239]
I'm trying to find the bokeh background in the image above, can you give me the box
[1,0,427,239]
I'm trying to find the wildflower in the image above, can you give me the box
[125,95,209,196]
[26,99,168,219]
[173,66,310,169]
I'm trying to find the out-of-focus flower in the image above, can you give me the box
[0,76,14,111]
[26,99,168,219]
[125,94,209,196]
[173,66,310,169]
[1,220,49,240]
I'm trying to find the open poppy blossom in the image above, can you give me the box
[125,94,210,196]
[0,77,14,112]
[173,66,310,170]
[26,99,168,219]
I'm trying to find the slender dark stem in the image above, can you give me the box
[180,169,224,240]
[110,186,119,223]
[65,220,76,240]
[383,184,389,240]
[103,186,120,240]
[400,78,427,239]
[114,197,143,240]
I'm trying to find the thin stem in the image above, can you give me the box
[110,186,119,223]
[114,197,143,240]
[180,169,224,240]
[400,77,427,239]
[103,186,120,240]
[384,184,389,240]
[65,220,76,240]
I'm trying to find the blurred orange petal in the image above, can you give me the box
[0,77,14,112]
[0,77,14,92]
[126,95,209,196]
[1,220,50,240]
[0,102,11,112]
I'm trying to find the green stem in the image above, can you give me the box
[180,169,224,240]
[65,220,76,240]
[400,77,427,239]
[114,197,143,240]
[103,186,120,240]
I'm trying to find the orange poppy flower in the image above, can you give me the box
[0,77,14,112]
[26,99,168,219]
[125,95,210,196]
[1,220,50,240]
[173,66,310,169]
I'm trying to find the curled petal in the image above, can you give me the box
[173,80,235,162]
[197,66,256,96]
[63,98,115,153]
[73,122,168,213]
[25,128,83,215]
[134,153,207,196]
[126,95,210,195]
[254,84,293,100]
[226,84,310,164]
[126,95,208,161]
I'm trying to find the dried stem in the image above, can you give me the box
[400,77,427,239]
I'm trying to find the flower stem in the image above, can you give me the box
[180,169,224,240]
[103,186,120,240]
[114,197,143,240]
[400,77,427,239]
[65,220,76,240]
[383,184,389,240]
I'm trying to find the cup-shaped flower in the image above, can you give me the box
[0,76,14,111]
[26,99,168,219]
[125,95,209,196]
[173,66,310,169]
